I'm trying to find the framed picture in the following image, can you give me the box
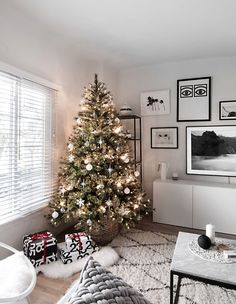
[177,77,211,121]
[141,89,170,116]
[186,125,236,177]
[151,127,178,149]
[219,100,236,120]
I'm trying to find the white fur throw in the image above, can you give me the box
[0,252,32,298]
[37,244,119,279]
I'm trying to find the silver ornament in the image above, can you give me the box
[87,219,92,226]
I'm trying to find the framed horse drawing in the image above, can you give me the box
[140,89,170,116]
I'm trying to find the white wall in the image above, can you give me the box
[118,57,236,199]
[0,2,118,251]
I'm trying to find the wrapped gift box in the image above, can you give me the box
[60,233,99,264]
[23,231,58,267]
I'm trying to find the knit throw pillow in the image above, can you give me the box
[67,257,151,304]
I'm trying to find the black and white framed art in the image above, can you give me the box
[177,77,211,122]
[186,125,236,177]
[219,100,236,120]
[140,90,170,116]
[151,127,178,149]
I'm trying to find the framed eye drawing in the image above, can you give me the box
[151,127,178,149]
[219,100,236,120]
[140,89,170,116]
[177,77,211,122]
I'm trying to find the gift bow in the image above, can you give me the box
[69,232,86,251]
[31,232,51,263]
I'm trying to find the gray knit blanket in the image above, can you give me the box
[67,257,151,304]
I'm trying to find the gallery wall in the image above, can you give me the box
[117,57,236,199]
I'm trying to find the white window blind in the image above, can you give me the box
[0,71,56,225]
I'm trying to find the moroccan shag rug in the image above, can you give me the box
[108,229,236,304]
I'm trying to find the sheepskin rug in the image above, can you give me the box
[107,229,236,304]
[37,246,119,278]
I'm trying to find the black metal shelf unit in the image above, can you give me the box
[118,115,142,183]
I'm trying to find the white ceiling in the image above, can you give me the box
[9,0,236,68]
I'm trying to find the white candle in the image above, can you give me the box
[206,224,215,244]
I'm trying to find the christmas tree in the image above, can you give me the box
[48,75,149,232]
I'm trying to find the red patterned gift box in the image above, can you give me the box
[23,231,58,267]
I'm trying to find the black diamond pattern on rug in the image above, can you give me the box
[108,229,236,304]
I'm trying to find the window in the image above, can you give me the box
[0,70,56,225]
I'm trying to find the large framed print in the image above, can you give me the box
[140,90,170,116]
[186,125,236,177]
[151,127,178,149]
[219,100,236,120]
[177,77,211,122]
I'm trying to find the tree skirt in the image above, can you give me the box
[107,229,236,304]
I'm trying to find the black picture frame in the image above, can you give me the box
[186,125,236,177]
[219,100,236,120]
[177,77,211,122]
[151,127,178,149]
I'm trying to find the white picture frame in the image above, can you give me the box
[140,90,170,116]
[186,125,236,177]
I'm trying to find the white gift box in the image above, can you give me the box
[60,233,99,264]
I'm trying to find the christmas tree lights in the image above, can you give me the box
[48,75,149,232]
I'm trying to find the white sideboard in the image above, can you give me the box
[153,179,236,234]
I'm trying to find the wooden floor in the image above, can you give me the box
[30,215,236,303]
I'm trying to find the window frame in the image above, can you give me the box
[0,62,58,226]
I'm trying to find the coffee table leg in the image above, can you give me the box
[170,271,182,304]
[174,276,182,304]
[170,271,174,304]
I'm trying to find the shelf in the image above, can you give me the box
[118,115,141,119]
[127,138,141,141]
[118,114,142,183]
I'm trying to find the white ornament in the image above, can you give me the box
[108,166,113,175]
[68,143,74,151]
[100,206,106,213]
[124,187,130,194]
[134,171,140,177]
[76,198,84,207]
[52,211,59,219]
[60,187,66,194]
[106,199,112,207]
[87,219,92,226]
[66,184,73,191]
[68,154,74,163]
[85,141,90,147]
[60,207,65,213]
[124,158,129,163]
[77,117,81,125]
[96,183,104,190]
[86,163,93,171]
